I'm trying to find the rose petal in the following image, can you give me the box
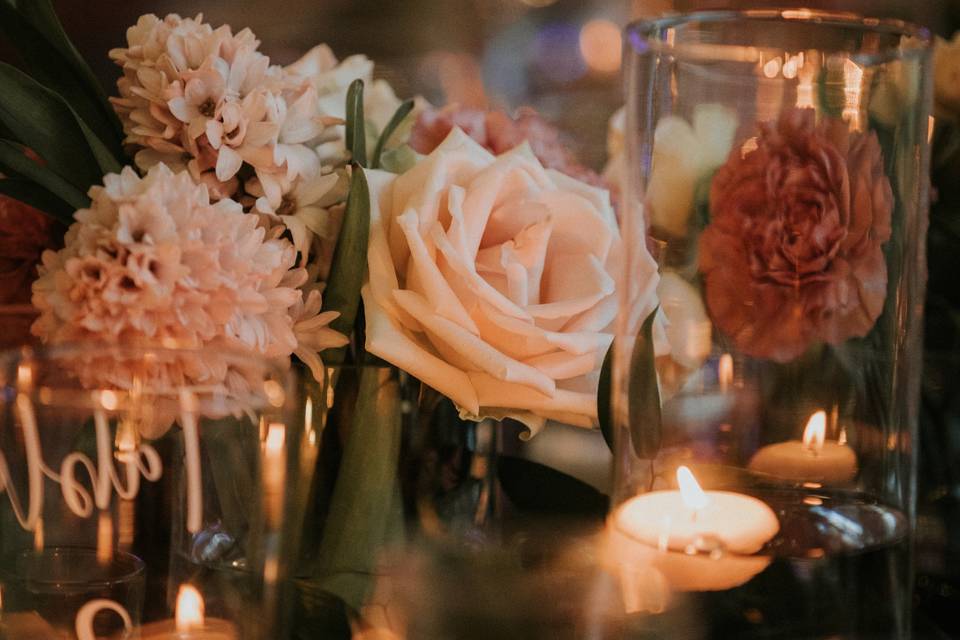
[396,210,479,334]
[469,372,597,425]
[362,285,480,414]
[392,289,556,397]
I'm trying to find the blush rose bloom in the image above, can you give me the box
[700,109,893,362]
[362,128,661,433]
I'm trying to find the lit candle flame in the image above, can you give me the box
[718,353,733,392]
[96,510,113,565]
[265,422,285,454]
[762,57,781,78]
[99,390,118,411]
[16,363,32,389]
[264,423,287,527]
[175,584,205,631]
[33,519,44,551]
[677,466,709,511]
[802,410,827,453]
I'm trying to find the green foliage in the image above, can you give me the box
[371,99,414,169]
[0,1,123,156]
[320,167,371,364]
[498,456,608,518]
[311,366,405,611]
[0,1,126,225]
[379,144,419,174]
[0,138,88,218]
[597,307,662,458]
[344,80,367,168]
[627,306,662,458]
[0,177,75,222]
[597,345,614,450]
[0,63,120,190]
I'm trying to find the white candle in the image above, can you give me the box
[748,410,858,484]
[136,585,238,640]
[611,466,779,593]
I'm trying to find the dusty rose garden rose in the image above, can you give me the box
[699,109,893,362]
[409,105,606,189]
[362,128,661,433]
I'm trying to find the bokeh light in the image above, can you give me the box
[579,19,622,73]
[535,23,587,83]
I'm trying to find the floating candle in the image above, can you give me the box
[136,585,237,640]
[748,411,858,484]
[612,466,779,592]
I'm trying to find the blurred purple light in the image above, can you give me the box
[533,22,586,84]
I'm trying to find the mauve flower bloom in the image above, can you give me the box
[409,105,605,188]
[699,109,893,362]
[31,164,346,391]
[0,195,58,304]
[110,14,324,200]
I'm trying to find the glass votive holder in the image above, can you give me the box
[0,548,145,639]
[613,9,931,639]
[0,343,305,639]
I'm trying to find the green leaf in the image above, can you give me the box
[379,145,420,175]
[344,79,366,167]
[320,166,370,364]
[0,63,120,189]
[314,366,405,610]
[0,177,74,222]
[0,139,88,214]
[498,456,608,518]
[371,99,414,169]
[19,0,123,139]
[627,306,662,458]
[597,344,614,451]
[0,2,124,157]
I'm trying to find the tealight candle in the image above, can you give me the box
[748,410,858,484]
[135,585,237,640]
[612,466,779,592]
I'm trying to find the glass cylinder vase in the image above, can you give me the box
[0,343,303,639]
[611,10,931,639]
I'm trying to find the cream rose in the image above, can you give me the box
[362,128,660,433]
[646,104,736,238]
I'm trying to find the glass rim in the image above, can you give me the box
[0,340,290,379]
[0,546,146,588]
[625,9,932,64]
[0,341,295,412]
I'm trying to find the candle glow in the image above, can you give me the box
[677,466,709,511]
[611,465,780,593]
[176,584,205,631]
[748,409,858,483]
[802,410,827,453]
[718,353,733,392]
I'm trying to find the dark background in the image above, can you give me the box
[17,1,960,635]
[45,1,957,170]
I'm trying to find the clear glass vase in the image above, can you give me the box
[0,343,302,639]
[611,10,932,639]
[290,364,417,637]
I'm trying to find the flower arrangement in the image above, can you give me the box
[0,8,668,634]
[0,6,659,436]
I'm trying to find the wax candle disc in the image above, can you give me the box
[615,490,780,555]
